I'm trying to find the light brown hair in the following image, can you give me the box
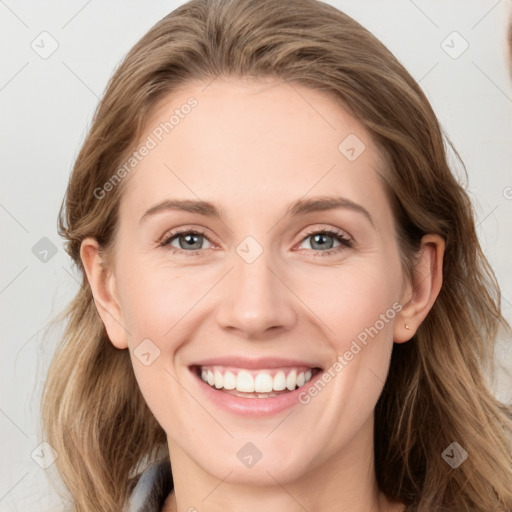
[41,0,512,510]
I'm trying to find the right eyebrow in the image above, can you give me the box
[140,199,223,223]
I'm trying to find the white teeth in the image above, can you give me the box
[214,370,223,389]
[199,366,315,395]
[236,370,255,392]
[286,370,297,391]
[254,373,273,393]
[223,371,236,390]
[273,371,287,391]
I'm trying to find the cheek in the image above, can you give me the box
[113,257,219,407]
[115,254,206,339]
[292,257,402,341]
[289,254,402,415]
[293,263,400,447]
[116,260,195,428]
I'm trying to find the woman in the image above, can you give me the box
[41,0,512,511]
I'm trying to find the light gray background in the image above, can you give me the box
[1,1,511,510]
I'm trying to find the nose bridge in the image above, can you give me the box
[215,238,297,336]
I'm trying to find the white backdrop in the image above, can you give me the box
[1,1,511,510]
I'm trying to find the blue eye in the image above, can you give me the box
[297,229,353,257]
[160,229,211,254]
[159,227,353,257]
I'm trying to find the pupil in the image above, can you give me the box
[181,234,201,250]
[312,234,333,250]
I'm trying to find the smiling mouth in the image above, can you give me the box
[190,365,322,399]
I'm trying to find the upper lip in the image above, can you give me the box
[190,356,323,370]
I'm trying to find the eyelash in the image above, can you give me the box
[159,226,353,258]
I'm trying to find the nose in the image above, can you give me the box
[215,248,298,339]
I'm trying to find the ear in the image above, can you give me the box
[80,237,129,349]
[394,234,445,343]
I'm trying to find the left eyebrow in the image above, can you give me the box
[286,195,374,227]
[139,195,374,227]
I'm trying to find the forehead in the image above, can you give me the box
[118,77,390,226]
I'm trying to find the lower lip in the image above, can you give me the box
[189,367,323,417]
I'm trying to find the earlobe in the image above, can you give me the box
[80,237,129,349]
[394,234,445,343]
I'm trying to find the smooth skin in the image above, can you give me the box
[81,77,444,512]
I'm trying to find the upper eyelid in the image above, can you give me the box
[301,225,351,239]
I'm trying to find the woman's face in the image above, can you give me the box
[95,78,412,485]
